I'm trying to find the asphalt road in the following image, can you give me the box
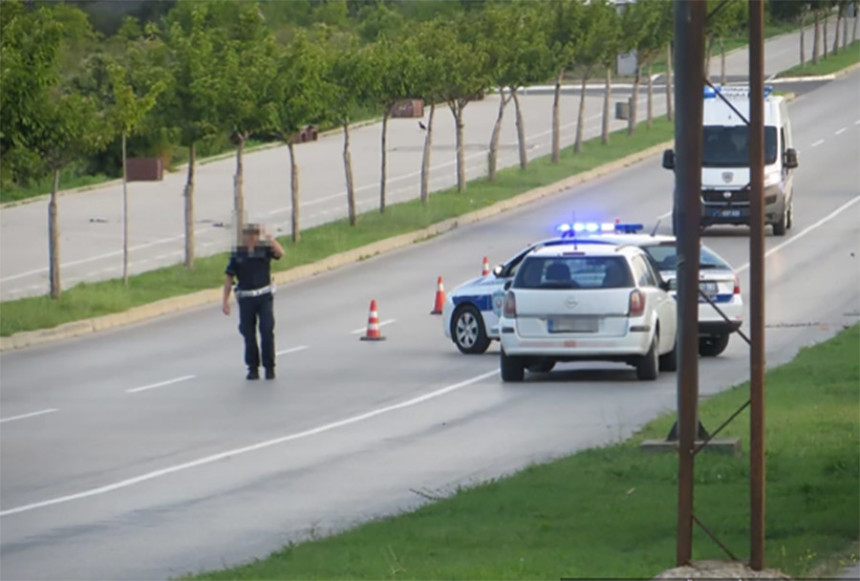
[1,64,858,579]
[0,19,850,301]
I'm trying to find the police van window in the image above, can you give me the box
[702,126,777,167]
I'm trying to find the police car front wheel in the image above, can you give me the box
[452,304,491,354]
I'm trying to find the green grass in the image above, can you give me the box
[777,40,860,77]
[0,117,676,337]
[177,324,860,580]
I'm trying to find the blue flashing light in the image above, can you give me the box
[555,221,644,237]
[704,85,774,99]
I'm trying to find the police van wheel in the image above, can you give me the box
[773,204,788,236]
[786,197,794,230]
[500,349,525,382]
[452,305,491,354]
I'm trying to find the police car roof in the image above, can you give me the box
[526,241,641,258]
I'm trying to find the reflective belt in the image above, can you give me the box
[234,284,275,299]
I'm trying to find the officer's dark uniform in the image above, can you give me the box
[225,241,280,379]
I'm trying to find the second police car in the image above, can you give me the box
[441,221,743,357]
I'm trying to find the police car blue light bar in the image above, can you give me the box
[555,221,644,235]
[704,85,773,99]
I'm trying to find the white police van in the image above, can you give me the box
[662,85,799,236]
[441,223,641,354]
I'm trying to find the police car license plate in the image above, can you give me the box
[548,316,598,333]
[699,282,719,302]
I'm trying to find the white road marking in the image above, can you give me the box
[126,375,196,394]
[835,127,846,135]
[0,409,59,424]
[0,369,499,517]
[350,318,397,334]
[736,195,860,274]
[812,139,825,147]
[276,345,308,356]
[0,227,211,282]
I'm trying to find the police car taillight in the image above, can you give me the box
[628,289,646,317]
[733,274,740,295]
[503,291,517,318]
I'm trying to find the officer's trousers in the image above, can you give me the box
[237,293,275,370]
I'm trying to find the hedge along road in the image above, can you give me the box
[0,19,847,302]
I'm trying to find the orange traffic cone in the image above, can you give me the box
[430,276,446,315]
[482,256,490,276]
[360,299,386,341]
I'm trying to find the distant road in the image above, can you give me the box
[0,17,849,301]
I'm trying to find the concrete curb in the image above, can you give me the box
[0,138,675,353]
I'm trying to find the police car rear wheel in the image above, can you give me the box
[699,333,730,357]
[452,305,491,354]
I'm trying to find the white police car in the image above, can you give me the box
[441,223,640,355]
[441,221,742,357]
[498,239,678,381]
[565,225,743,357]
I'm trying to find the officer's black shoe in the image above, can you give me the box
[265,367,275,380]
[246,368,260,380]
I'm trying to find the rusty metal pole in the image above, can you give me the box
[673,0,706,567]
[749,0,766,571]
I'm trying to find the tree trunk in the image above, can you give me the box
[813,12,820,65]
[705,35,715,80]
[800,13,806,68]
[824,14,829,58]
[420,102,436,204]
[233,135,245,246]
[833,8,841,54]
[379,111,388,213]
[602,66,611,144]
[574,75,588,153]
[851,2,860,42]
[720,38,726,85]
[551,68,563,164]
[666,42,673,122]
[454,103,466,192]
[343,122,356,226]
[122,130,129,285]
[49,168,60,299]
[288,142,300,243]
[184,142,195,269]
[647,62,653,129]
[628,65,639,136]
[511,88,527,169]
[843,5,849,48]
[488,87,509,182]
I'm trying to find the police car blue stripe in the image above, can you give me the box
[452,295,494,312]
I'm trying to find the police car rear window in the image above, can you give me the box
[513,256,634,289]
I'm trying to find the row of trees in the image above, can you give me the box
[1,0,855,299]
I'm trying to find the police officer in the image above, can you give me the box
[222,223,285,380]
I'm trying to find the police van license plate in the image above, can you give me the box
[548,316,598,333]
[715,209,742,217]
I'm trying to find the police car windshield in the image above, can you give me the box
[643,245,732,272]
[703,126,777,167]
[514,256,634,289]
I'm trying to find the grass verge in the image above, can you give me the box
[0,117,676,337]
[178,323,860,580]
[776,40,860,77]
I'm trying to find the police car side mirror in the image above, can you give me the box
[659,279,672,292]
[784,148,798,169]
[662,149,675,170]
[493,264,504,277]
[503,280,513,291]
